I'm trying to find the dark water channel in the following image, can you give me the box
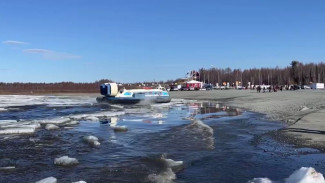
[0,97,324,183]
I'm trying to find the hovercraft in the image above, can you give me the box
[96,83,171,104]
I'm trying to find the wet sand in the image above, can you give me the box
[170,89,325,150]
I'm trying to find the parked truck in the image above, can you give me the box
[310,83,324,89]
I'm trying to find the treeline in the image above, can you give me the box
[0,79,112,94]
[198,61,325,86]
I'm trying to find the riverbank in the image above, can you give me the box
[170,89,325,151]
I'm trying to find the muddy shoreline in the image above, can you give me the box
[170,89,325,151]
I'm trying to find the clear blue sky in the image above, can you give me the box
[1,0,325,83]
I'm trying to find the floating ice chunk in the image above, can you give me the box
[248,167,325,183]
[0,127,36,134]
[83,135,100,147]
[38,117,71,124]
[54,156,79,166]
[0,166,15,170]
[112,125,128,132]
[69,114,88,120]
[122,119,143,122]
[35,177,57,183]
[125,108,151,114]
[72,181,87,183]
[299,106,310,112]
[64,120,79,125]
[148,168,176,183]
[85,116,99,121]
[285,167,325,183]
[0,120,18,125]
[0,121,40,129]
[45,124,59,130]
[70,111,125,121]
[247,178,273,183]
[109,104,124,109]
[0,108,7,112]
[164,159,183,168]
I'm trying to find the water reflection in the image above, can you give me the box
[186,102,242,120]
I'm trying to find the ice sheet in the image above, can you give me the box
[0,95,96,108]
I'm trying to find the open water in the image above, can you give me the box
[0,95,325,183]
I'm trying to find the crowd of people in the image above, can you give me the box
[255,85,300,93]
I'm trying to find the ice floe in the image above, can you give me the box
[0,108,7,112]
[69,111,125,121]
[286,167,325,183]
[124,108,152,114]
[0,166,15,170]
[164,159,183,168]
[36,117,71,124]
[122,119,143,122]
[0,121,41,135]
[45,124,60,130]
[0,120,19,125]
[247,178,273,183]
[64,120,79,125]
[72,181,87,183]
[299,106,310,112]
[54,156,79,166]
[35,177,57,183]
[83,135,100,147]
[248,167,325,183]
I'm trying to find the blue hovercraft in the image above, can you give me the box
[96,83,171,104]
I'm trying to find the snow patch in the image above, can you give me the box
[35,177,57,183]
[54,156,79,166]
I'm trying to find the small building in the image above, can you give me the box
[310,83,324,89]
[185,80,203,90]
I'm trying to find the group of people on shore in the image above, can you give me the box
[256,85,283,93]
[255,84,303,93]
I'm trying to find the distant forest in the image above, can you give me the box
[0,61,324,94]
[0,79,112,94]
[196,61,325,86]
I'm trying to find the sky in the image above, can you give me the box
[1,0,325,83]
